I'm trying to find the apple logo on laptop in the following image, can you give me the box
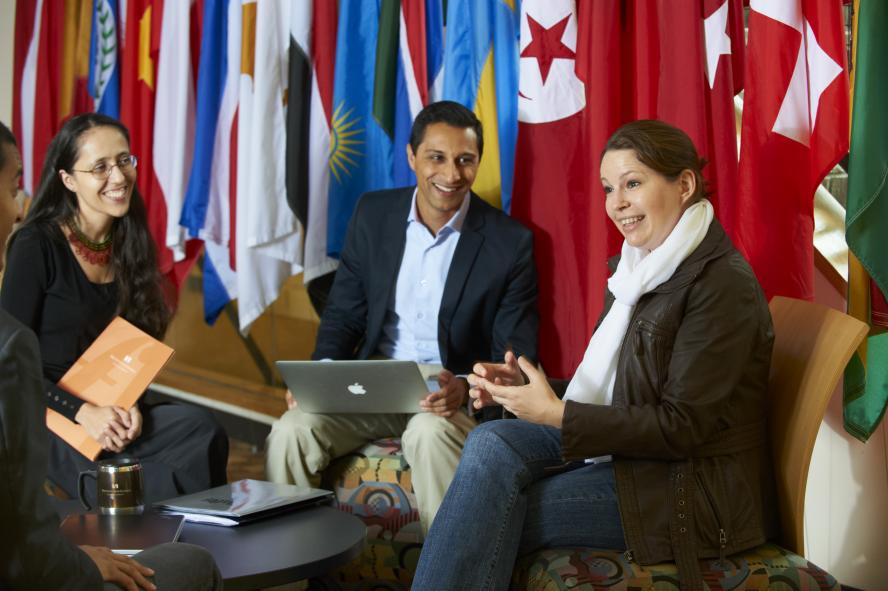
[348,382,367,395]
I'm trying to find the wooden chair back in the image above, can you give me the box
[767,296,868,555]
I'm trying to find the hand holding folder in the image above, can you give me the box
[46,317,174,460]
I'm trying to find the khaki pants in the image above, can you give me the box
[265,365,476,533]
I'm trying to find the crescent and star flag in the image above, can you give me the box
[511,0,588,379]
[543,1,745,377]
[735,0,849,301]
[442,0,519,212]
[844,0,888,442]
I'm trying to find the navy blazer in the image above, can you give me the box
[313,187,538,375]
[0,309,101,590]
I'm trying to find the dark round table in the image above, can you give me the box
[179,505,366,590]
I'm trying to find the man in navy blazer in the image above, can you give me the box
[266,101,538,532]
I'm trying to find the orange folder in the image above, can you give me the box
[46,317,175,460]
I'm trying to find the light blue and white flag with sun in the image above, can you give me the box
[88,0,121,117]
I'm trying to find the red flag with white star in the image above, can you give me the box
[527,1,745,377]
[511,0,605,378]
[735,0,849,300]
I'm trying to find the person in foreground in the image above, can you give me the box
[0,114,228,505]
[0,121,221,591]
[266,101,538,532]
[412,120,778,590]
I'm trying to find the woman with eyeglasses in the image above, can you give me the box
[0,113,228,505]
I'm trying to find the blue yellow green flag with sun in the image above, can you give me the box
[326,0,398,258]
[442,0,519,212]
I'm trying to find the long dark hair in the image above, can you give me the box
[12,113,172,338]
[602,119,709,203]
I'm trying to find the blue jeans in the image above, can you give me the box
[413,420,625,590]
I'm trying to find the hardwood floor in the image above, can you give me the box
[227,438,266,482]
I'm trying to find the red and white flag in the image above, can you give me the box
[152,0,203,287]
[621,1,744,235]
[286,0,339,283]
[736,0,849,300]
[119,0,175,286]
[14,0,61,197]
[303,0,339,282]
[701,0,745,235]
[538,1,745,377]
[511,0,591,378]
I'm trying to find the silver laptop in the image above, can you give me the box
[276,360,433,413]
[153,479,333,526]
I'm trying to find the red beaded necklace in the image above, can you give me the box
[66,219,112,266]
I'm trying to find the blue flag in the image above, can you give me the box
[327,0,398,258]
[392,50,416,187]
[88,0,121,117]
[442,0,519,212]
[391,0,444,187]
[426,0,445,97]
[181,0,228,239]
[179,0,230,324]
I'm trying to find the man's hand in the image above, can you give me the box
[75,404,132,453]
[285,389,298,411]
[474,356,564,427]
[80,545,156,591]
[420,370,468,418]
[467,350,525,410]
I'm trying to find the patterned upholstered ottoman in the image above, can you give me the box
[319,438,422,591]
[315,441,839,591]
[512,543,840,591]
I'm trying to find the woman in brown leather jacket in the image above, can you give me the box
[412,120,778,591]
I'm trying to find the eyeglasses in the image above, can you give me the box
[71,155,139,180]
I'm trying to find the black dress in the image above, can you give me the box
[0,223,228,504]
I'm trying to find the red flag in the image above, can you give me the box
[533,1,743,377]
[625,1,744,236]
[14,0,66,196]
[119,0,189,297]
[735,0,849,300]
[120,0,158,203]
[511,0,620,378]
[700,0,745,236]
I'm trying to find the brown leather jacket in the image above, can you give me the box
[560,220,779,590]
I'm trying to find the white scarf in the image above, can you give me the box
[564,199,714,405]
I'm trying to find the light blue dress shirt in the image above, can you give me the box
[377,191,471,365]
